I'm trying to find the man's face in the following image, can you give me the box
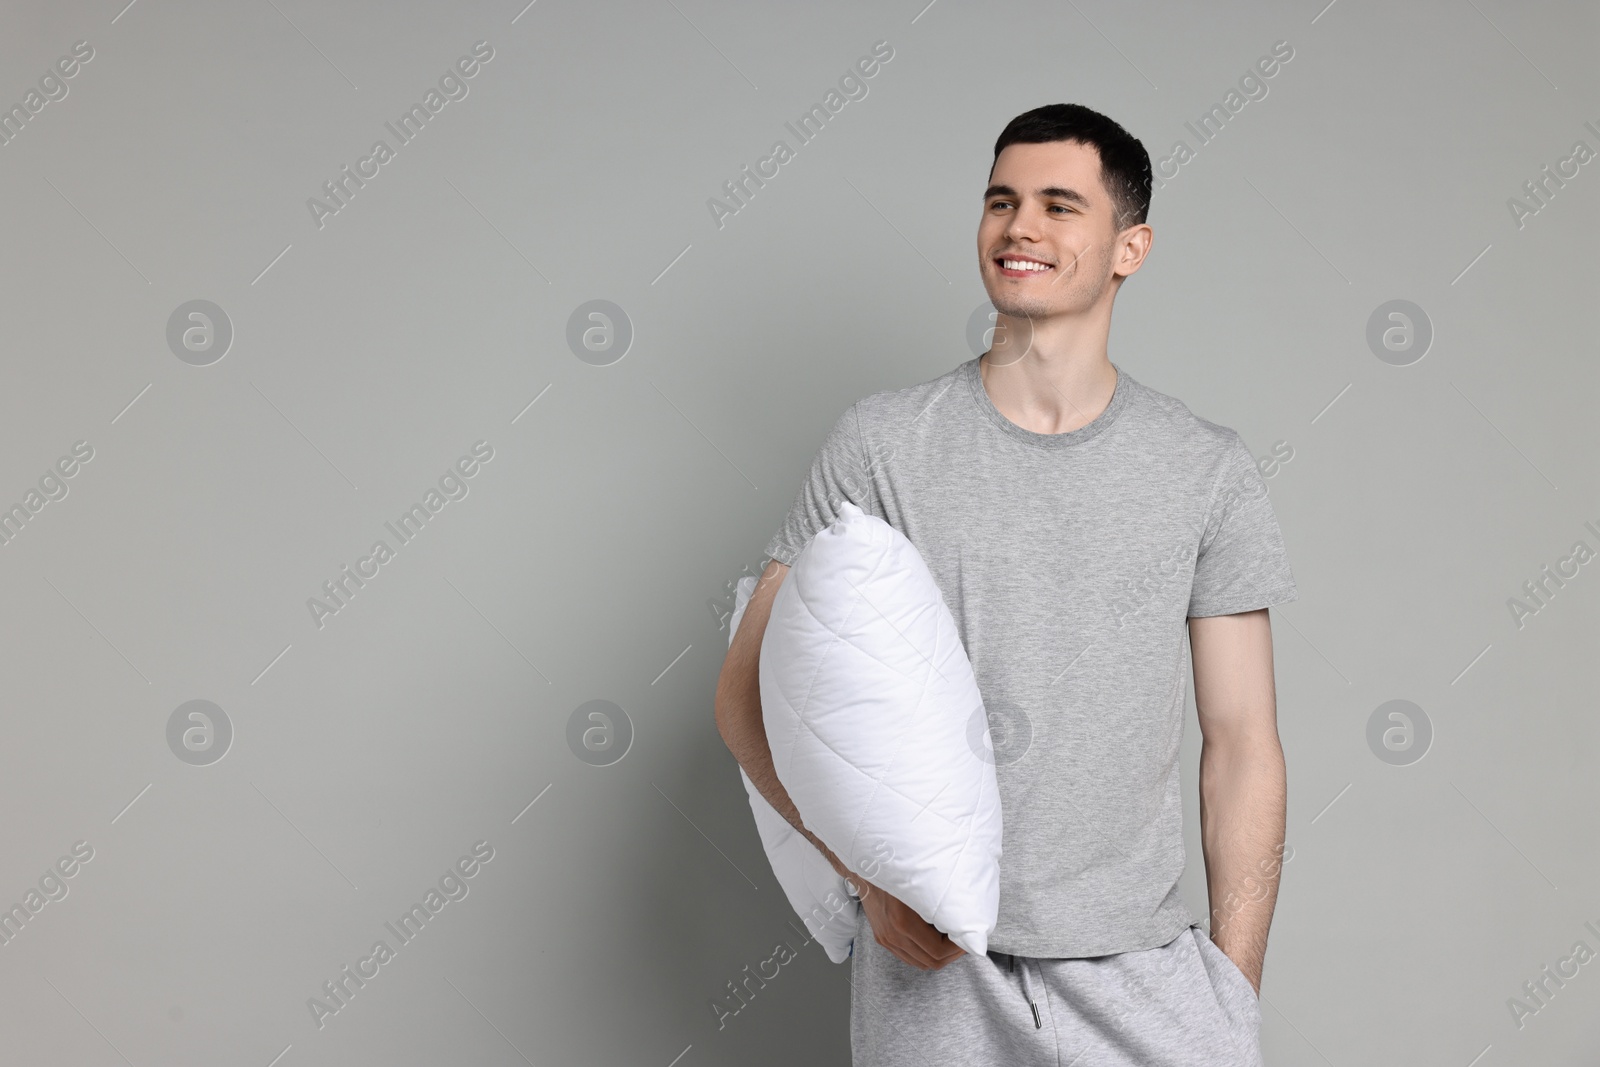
[977,139,1134,323]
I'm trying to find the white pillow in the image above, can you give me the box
[758,501,1002,957]
[728,575,859,964]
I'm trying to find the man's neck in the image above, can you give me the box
[978,333,1118,436]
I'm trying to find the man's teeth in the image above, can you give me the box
[1001,259,1050,271]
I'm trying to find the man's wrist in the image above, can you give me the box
[797,825,873,897]
[830,858,864,894]
[825,853,868,897]
[801,830,853,883]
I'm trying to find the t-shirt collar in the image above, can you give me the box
[962,356,1132,448]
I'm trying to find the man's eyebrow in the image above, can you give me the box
[982,183,1092,207]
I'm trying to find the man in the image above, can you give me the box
[715,103,1295,1066]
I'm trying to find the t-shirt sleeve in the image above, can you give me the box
[762,401,873,567]
[1187,432,1299,618]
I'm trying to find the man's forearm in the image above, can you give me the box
[715,653,860,888]
[1198,727,1287,993]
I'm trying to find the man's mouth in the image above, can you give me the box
[995,256,1054,277]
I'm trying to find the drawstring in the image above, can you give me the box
[1008,953,1042,1028]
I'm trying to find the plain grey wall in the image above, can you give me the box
[0,0,1595,1064]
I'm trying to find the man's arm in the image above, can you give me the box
[714,559,855,881]
[714,558,965,971]
[1189,606,1288,996]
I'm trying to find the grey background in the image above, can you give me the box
[0,0,1595,1064]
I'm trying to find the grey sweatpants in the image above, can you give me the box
[849,909,1263,1066]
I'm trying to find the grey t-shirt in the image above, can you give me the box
[762,356,1298,958]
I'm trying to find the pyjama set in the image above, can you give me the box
[763,356,1297,1064]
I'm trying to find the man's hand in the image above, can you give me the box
[856,880,967,971]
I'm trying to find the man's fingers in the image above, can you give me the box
[862,896,938,969]
[884,934,965,970]
[885,919,966,969]
[878,914,944,969]
[920,937,967,969]
[878,931,940,969]
[923,930,966,959]
[860,884,971,970]
[895,913,961,960]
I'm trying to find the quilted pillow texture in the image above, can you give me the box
[728,575,859,964]
[758,501,1003,957]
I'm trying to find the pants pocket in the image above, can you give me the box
[1192,927,1262,1026]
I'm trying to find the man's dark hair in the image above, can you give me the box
[991,103,1153,232]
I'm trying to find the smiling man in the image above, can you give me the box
[716,103,1296,1066]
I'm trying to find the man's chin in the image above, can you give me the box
[986,299,1047,322]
